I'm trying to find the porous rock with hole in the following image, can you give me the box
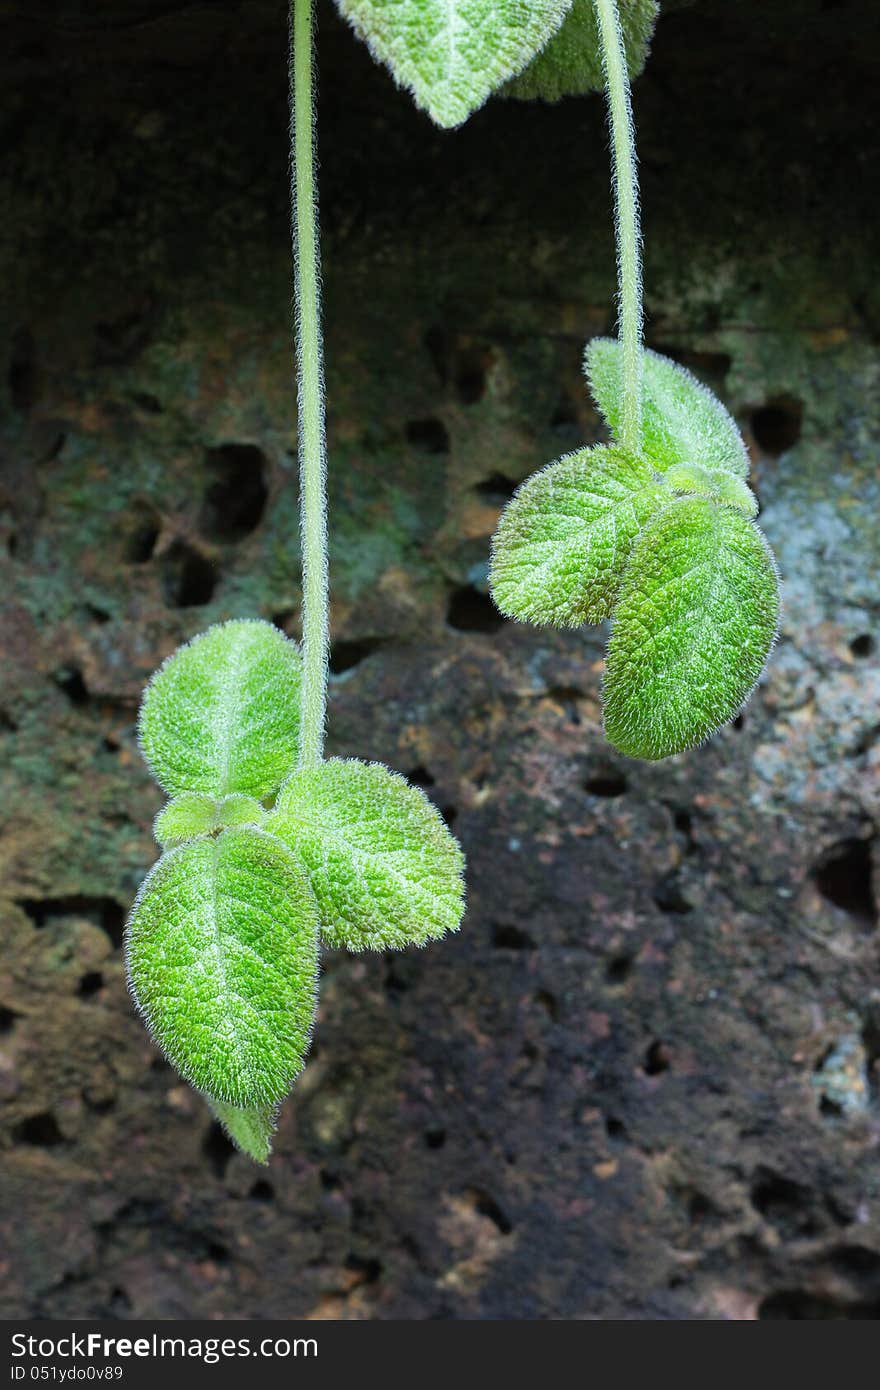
[0,0,879,1321]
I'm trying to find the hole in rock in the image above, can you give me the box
[17,895,125,949]
[207,1241,230,1264]
[406,765,436,788]
[750,1168,819,1237]
[447,585,504,633]
[329,637,383,674]
[759,1289,880,1320]
[491,922,535,950]
[384,955,420,995]
[250,1180,274,1202]
[850,634,874,659]
[320,1169,341,1191]
[653,873,693,915]
[77,971,104,999]
[199,444,268,542]
[9,328,37,411]
[605,1115,628,1142]
[271,609,298,635]
[606,953,634,984]
[751,397,803,455]
[202,1122,235,1179]
[812,838,876,926]
[345,1254,382,1284]
[454,346,491,405]
[0,1005,19,1034]
[121,501,161,563]
[108,1287,132,1316]
[405,418,450,454]
[131,391,162,414]
[54,666,89,707]
[686,1191,715,1224]
[642,1040,671,1076]
[14,1111,65,1147]
[830,1245,880,1281]
[731,713,745,731]
[160,540,216,608]
[584,771,628,798]
[474,472,517,500]
[536,989,559,1022]
[464,1188,513,1235]
[549,686,583,725]
[424,1127,446,1150]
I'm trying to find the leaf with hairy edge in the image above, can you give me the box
[663,462,758,518]
[267,759,465,952]
[489,445,665,627]
[125,827,319,1107]
[139,620,302,800]
[154,793,267,848]
[603,497,780,760]
[154,792,217,847]
[503,0,657,103]
[335,0,573,129]
[208,1097,277,1165]
[585,338,752,480]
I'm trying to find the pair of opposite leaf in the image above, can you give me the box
[336,0,659,129]
[490,341,781,760]
[126,620,465,1161]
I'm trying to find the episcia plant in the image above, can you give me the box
[332,0,779,758]
[488,0,781,759]
[125,0,780,1164]
[124,0,466,1164]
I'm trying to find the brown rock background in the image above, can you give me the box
[1,0,879,1319]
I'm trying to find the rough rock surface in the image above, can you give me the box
[1,0,879,1319]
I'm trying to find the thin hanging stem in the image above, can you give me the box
[291,0,328,767]
[595,0,643,454]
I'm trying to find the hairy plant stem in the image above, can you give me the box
[594,0,643,453]
[291,0,328,767]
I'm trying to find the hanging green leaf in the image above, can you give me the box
[267,759,465,952]
[503,0,657,103]
[154,792,267,848]
[335,0,574,129]
[208,1097,278,1166]
[585,338,752,479]
[489,444,664,626]
[139,619,303,800]
[603,496,780,760]
[663,461,759,518]
[125,827,319,1107]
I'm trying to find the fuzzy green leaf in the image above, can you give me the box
[335,0,574,129]
[503,0,657,103]
[208,1097,277,1166]
[154,793,217,847]
[125,827,319,1107]
[585,338,752,479]
[154,793,267,848]
[489,445,665,626]
[139,619,303,800]
[664,462,759,518]
[604,497,780,760]
[267,759,465,952]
